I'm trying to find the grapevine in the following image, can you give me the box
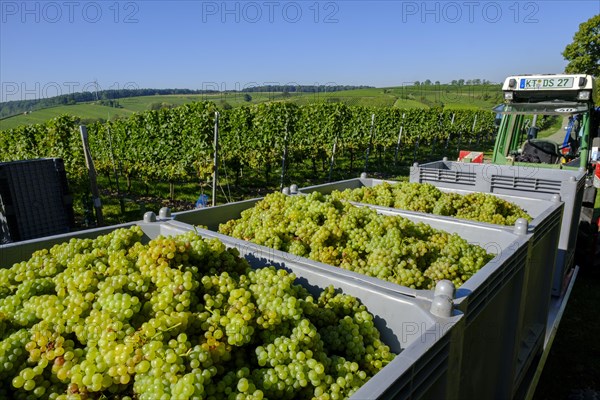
[0,104,496,187]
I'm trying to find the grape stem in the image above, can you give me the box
[179,348,193,357]
[150,322,182,340]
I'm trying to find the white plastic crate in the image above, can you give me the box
[173,197,532,399]
[0,218,463,400]
[297,177,563,393]
[410,159,585,297]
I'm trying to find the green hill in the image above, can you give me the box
[0,84,502,131]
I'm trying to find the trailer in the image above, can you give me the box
[411,72,599,398]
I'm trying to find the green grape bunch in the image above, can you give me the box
[0,227,394,400]
[330,182,532,226]
[219,192,494,290]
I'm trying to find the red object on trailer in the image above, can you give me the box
[594,163,600,189]
[458,151,484,163]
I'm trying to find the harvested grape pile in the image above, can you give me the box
[330,182,532,226]
[219,192,494,289]
[0,227,394,400]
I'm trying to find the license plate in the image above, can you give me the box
[519,77,574,90]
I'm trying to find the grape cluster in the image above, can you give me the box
[219,192,494,289]
[330,182,532,226]
[0,226,394,399]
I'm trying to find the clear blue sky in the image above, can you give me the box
[1,0,598,101]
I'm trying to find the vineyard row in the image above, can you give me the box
[0,102,496,185]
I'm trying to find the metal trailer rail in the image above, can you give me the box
[523,266,579,400]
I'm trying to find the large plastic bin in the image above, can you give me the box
[297,177,564,393]
[173,198,532,399]
[0,218,463,400]
[409,159,585,297]
[0,158,73,243]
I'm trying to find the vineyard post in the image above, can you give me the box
[106,125,125,215]
[430,112,443,159]
[363,113,375,173]
[393,113,405,167]
[444,113,455,154]
[328,134,338,182]
[456,120,463,153]
[212,112,219,207]
[477,113,485,146]
[414,132,420,163]
[280,120,289,191]
[79,125,104,226]
[470,113,478,146]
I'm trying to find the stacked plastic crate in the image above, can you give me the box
[409,159,584,297]
[0,158,73,243]
[1,174,556,398]
[172,190,537,399]
[295,176,563,398]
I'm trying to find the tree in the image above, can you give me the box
[414,81,421,86]
[243,93,252,102]
[434,80,440,86]
[562,15,600,76]
[424,79,432,85]
[148,102,173,110]
[457,79,465,86]
[451,80,458,85]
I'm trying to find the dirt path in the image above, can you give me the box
[546,116,570,143]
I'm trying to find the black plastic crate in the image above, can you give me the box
[0,158,74,243]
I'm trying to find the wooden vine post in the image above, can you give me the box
[106,125,125,214]
[364,113,376,173]
[79,125,104,226]
[445,113,455,153]
[280,119,289,191]
[212,111,219,207]
[394,113,405,167]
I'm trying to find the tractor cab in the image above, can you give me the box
[492,74,597,170]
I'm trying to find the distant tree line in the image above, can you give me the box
[239,85,373,93]
[413,79,494,86]
[0,88,219,119]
